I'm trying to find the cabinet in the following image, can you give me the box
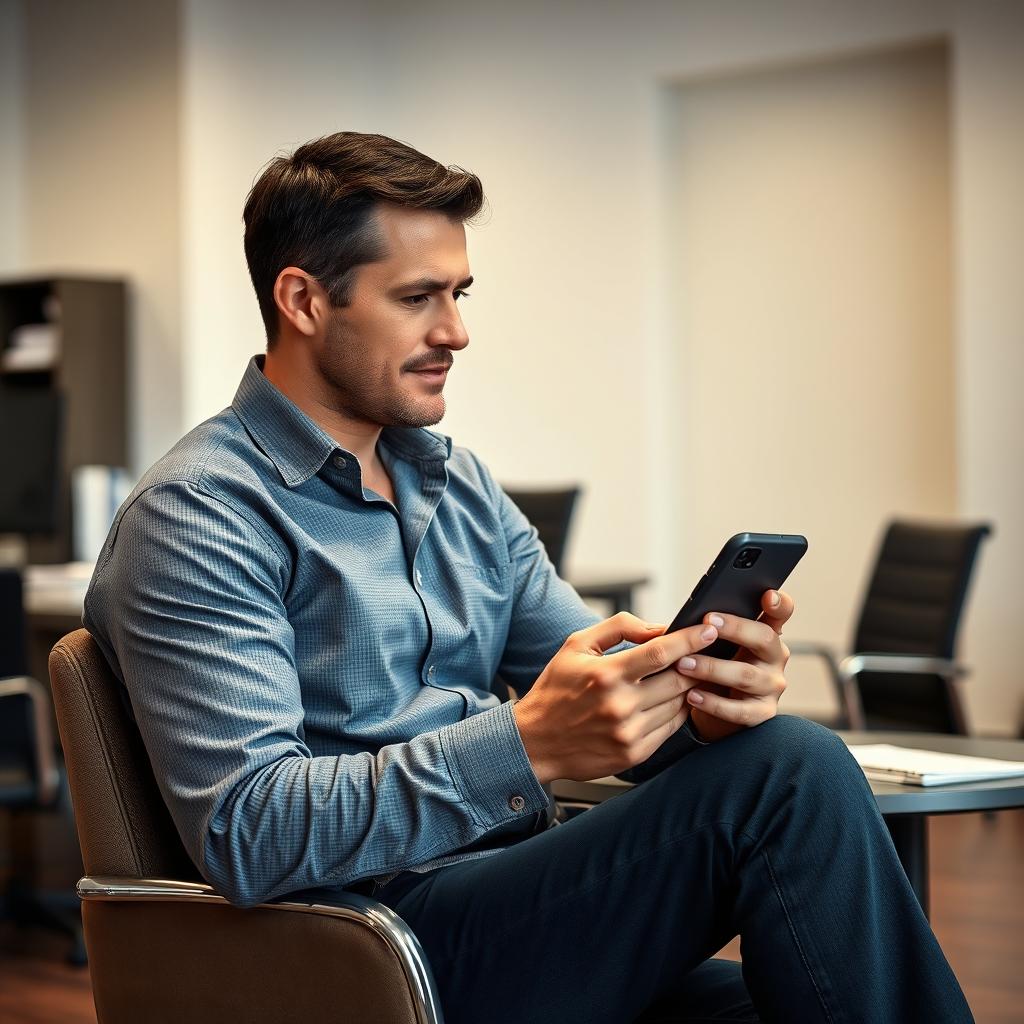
[0,277,127,564]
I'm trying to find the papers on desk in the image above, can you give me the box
[848,743,1024,787]
[23,562,94,615]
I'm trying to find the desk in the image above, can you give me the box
[552,730,1024,920]
[838,731,1024,918]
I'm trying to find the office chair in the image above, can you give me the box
[48,628,444,1024]
[0,566,83,962]
[503,486,581,575]
[789,520,992,733]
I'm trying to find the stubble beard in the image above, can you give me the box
[318,317,445,429]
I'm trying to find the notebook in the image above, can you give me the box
[847,743,1024,787]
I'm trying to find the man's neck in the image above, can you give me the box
[262,347,385,478]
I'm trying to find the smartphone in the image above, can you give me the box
[666,533,808,660]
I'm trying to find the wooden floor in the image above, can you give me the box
[0,810,1022,1023]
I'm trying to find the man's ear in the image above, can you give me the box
[273,268,330,337]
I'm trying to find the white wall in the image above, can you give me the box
[7,0,1020,731]
[19,0,183,474]
[177,0,1022,733]
[0,0,22,274]
[951,1,1024,734]
[663,43,956,716]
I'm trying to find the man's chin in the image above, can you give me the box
[388,396,446,429]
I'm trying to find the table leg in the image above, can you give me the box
[884,813,929,919]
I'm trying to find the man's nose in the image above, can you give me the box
[427,302,470,350]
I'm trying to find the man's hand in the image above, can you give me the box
[682,589,794,743]
[512,612,721,784]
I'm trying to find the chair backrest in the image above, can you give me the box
[47,628,200,881]
[504,487,581,575]
[852,519,992,732]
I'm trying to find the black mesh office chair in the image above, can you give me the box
[790,520,992,734]
[503,487,581,576]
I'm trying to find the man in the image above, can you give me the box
[85,132,973,1023]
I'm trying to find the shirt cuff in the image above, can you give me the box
[439,699,550,830]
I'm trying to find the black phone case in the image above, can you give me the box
[666,533,808,660]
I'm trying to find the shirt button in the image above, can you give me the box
[427,664,436,681]
[416,569,424,587]
[333,455,347,470]
[508,795,526,813]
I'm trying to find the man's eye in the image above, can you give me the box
[403,294,430,306]
[454,290,470,301]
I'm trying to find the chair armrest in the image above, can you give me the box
[838,654,967,683]
[783,642,861,729]
[838,654,970,734]
[78,876,444,1024]
[0,676,61,806]
[785,640,839,661]
[784,642,844,682]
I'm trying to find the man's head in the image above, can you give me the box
[244,132,484,429]
[244,132,483,344]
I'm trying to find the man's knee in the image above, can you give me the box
[736,714,873,809]
[693,714,863,795]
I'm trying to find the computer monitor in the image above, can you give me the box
[0,385,63,534]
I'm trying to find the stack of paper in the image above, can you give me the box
[848,743,1024,787]
[2,323,60,372]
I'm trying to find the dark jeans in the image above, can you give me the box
[373,716,973,1023]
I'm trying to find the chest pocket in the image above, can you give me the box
[438,561,514,684]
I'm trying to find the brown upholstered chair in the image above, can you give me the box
[48,628,444,1024]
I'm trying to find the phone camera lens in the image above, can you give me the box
[732,546,762,570]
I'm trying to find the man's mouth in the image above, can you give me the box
[409,362,452,379]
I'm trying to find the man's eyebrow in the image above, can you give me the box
[390,275,474,295]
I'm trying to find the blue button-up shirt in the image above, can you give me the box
[85,356,699,906]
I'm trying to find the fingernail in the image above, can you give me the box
[645,622,665,631]
[678,656,697,670]
[770,591,781,608]
[709,614,725,628]
[688,690,705,704]
[701,625,717,642]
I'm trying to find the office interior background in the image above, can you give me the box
[2,0,1020,733]
[0,0,1022,1019]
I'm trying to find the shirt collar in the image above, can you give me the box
[232,355,452,488]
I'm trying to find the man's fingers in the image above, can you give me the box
[635,668,693,711]
[606,623,719,680]
[700,611,780,662]
[686,687,777,728]
[632,701,689,759]
[570,612,666,655]
[759,589,795,635]
[677,655,787,700]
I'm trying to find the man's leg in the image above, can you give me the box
[374,716,973,1024]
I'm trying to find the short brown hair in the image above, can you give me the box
[243,132,485,342]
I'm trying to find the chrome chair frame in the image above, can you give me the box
[788,643,970,733]
[78,876,445,1024]
[0,674,61,805]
